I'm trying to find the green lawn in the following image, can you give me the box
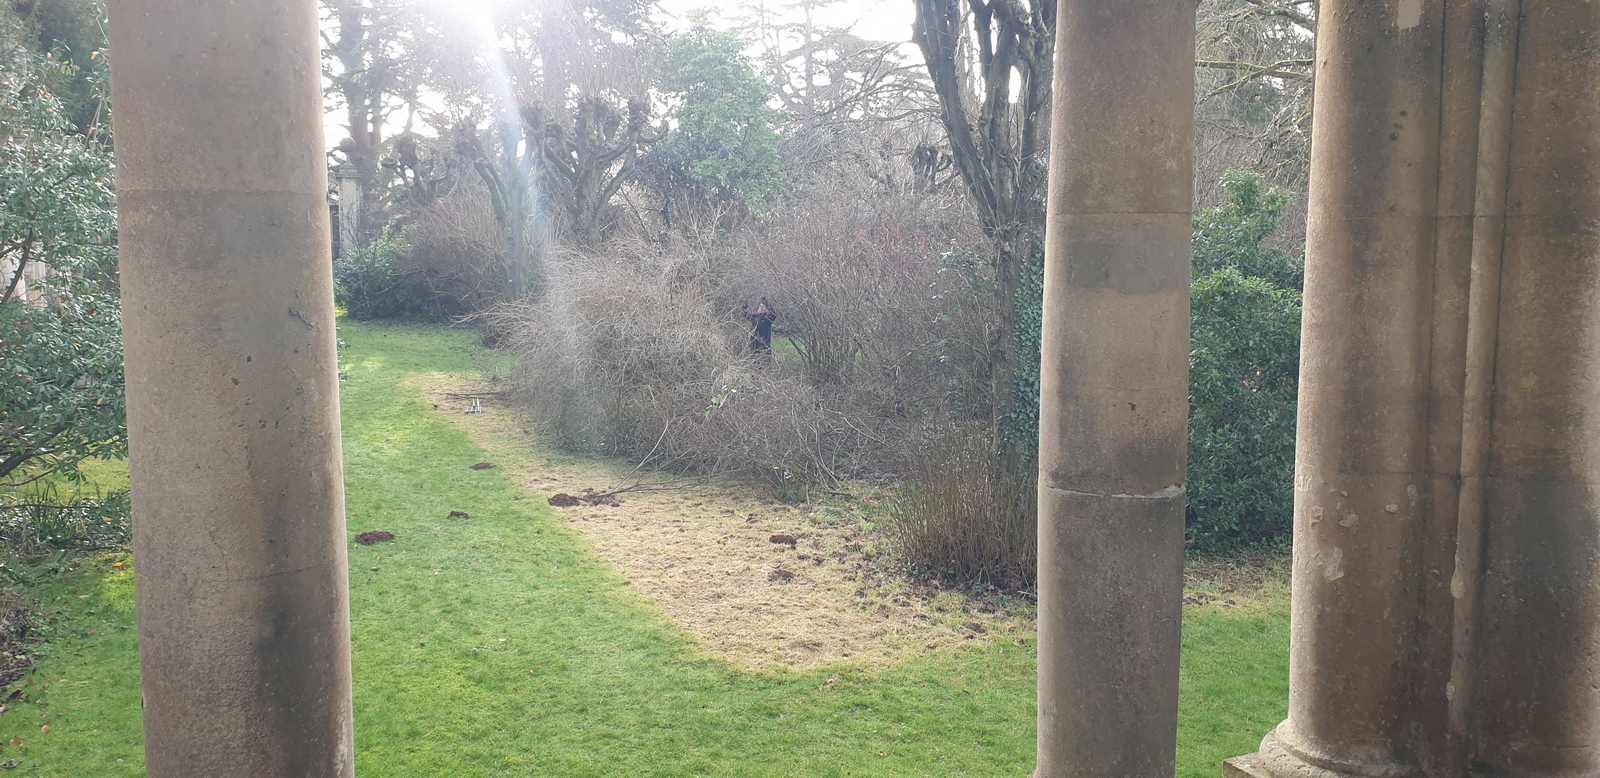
[0,321,1288,776]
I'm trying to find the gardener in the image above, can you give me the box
[746,297,777,363]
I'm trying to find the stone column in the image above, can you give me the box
[1035,3,1193,776]
[1472,3,1600,773]
[1224,3,1457,776]
[1228,3,1600,776]
[332,164,363,259]
[108,2,355,775]
[1256,4,1446,774]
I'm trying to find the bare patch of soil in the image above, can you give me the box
[355,531,396,546]
[411,373,1029,670]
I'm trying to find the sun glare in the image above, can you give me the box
[450,0,495,24]
[430,0,497,41]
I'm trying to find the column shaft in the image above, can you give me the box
[1035,2,1194,776]
[1229,3,1600,777]
[1442,2,1520,773]
[1473,3,1600,774]
[108,1,355,775]
[1416,1,1494,773]
[1261,3,1445,773]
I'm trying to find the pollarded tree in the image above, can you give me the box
[413,0,659,249]
[527,94,657,247]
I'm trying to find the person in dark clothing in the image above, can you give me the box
[746,297,776,363]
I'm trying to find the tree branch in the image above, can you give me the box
[1242,0,1316,32]
[2,232,35,304]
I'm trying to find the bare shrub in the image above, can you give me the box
[494,242,871,491]
[336,187,516,323]
[395,186,517,318]
[880,432,1037,590]
[720,183,994,471]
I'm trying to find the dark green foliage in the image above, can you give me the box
[1192,170,1303,290]
[0,45,123,489]
[1003,243,1045,452]
[0,296,124,482]
[0,47,115,280]
[1187,172,1303,549]
[1187,269,1301,548]
[333,234,445,321]
[11,0,109,135]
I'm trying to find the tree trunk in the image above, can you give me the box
[990,227,1022,437]
[911,0,1053,448]
[332,0,385,249]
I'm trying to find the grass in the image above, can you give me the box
[0,321,1289,776]
[3,457,129,508]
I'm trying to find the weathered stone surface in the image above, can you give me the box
[1036,2,1194,775]
[1231,2,1600,776]
[1222,756,1273,778]
[1272,2,1445,771]
[109,1,355,775]
[1472,3,1600,773]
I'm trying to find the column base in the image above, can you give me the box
[1222,724,1419,778]
[1224,754,1273,777]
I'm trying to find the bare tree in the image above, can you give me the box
[480,0,656,247]
[322,0,422,248]
[528,97,657,246]
[911,0,1053,432]
[1194,0,1316,243]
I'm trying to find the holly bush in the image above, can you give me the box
[1186,172,1303,549]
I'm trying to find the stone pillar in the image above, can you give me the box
[331,163,363,259]
[1254,3,1448,774]
[108,2,355,776]
[1227,3,1600,776]
[1035,2,1193,776]
[1472,3,1600,773]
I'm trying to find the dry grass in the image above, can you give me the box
[409,364,1288,670]
[413,373,1031,670]
[1183,547,1292,610]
